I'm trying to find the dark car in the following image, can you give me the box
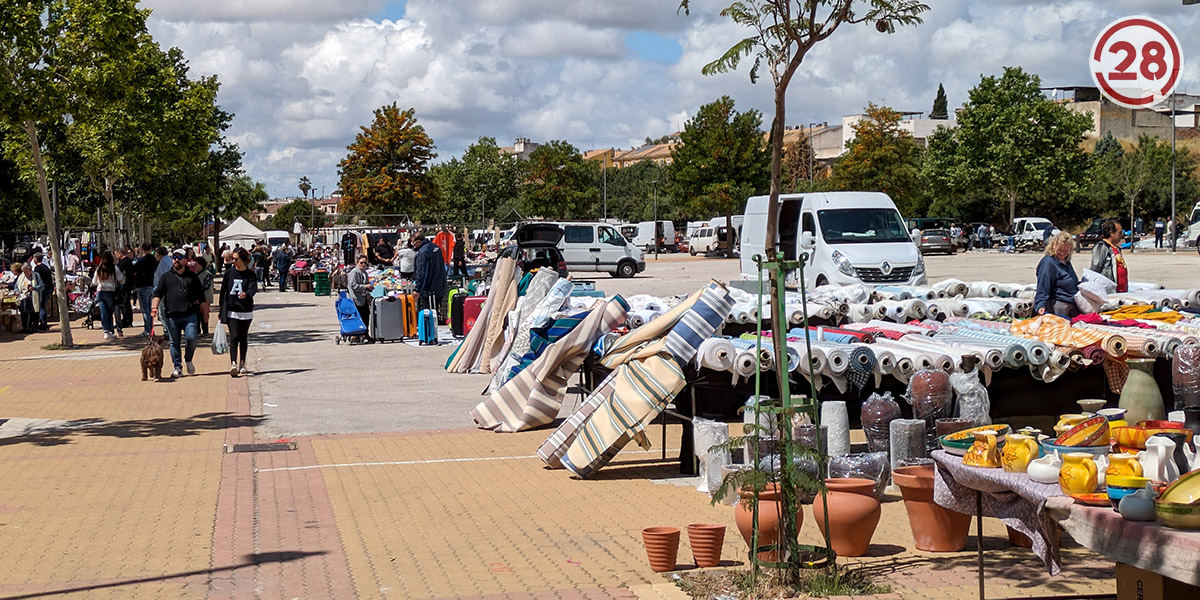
[494,223,568,278]
[1078,217,1135,249]
[917,228,954,255]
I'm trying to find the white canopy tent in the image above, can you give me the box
[218,217,265,247]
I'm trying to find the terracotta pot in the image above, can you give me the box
[686,523,726,568]
[641,526,680,573]
[734,484,802,561]
[892,465,971,552]
[1006,525,1033,548]
[811,478,881,557]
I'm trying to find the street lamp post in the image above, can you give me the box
[1171,95,1177,253]
[651,179,659,260]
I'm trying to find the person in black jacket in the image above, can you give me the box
[219,248,257,377]
[132,243,159,335]
[151,249,209,378]
[116,247,135,328]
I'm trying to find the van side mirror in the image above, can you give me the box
[800,231,815,249]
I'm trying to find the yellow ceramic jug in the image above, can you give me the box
[963,430,1001,468]
[1001,434,1039,473]
[1054,414,1089,435]
[1059,452,1099,494]
[1106,453,1143,478]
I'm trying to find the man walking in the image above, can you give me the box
[150,250,208,378]
[272,243,292,292]
[31,253,53,330]
[132,243,159,335]
[975,223,988,251]
[413,234,447,315]
[1155,217,1165,248]
[347,254,374,343]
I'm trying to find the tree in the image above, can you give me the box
[782,133,815,192]
[830,103,924,214]
[298,176,312,199]
[338,103,437,221]
[267,198,314,232]
[604,160,670,222]
[668,96,769,248]
[0,0,149,347]
[930,83,948,120]
[520,140,599,219]
[922,67,1093,225]
[681,0,929,579]
[427,137,523,225]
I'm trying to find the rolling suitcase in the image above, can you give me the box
[450,293,467,337]
[464,296,486,335]
[418,295,438,345]
[370,296,406,342]
[396,293,419,337]
[445,288,466,326]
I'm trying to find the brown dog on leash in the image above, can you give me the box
[141,333,164,381]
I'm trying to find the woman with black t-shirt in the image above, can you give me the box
[219,248,258,377]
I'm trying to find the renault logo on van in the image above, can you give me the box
[880,261,893,275]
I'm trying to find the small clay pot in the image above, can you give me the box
[641,527,680,573]
[686,523,726,568]
[812,478,881,557]
[892,465,971,552]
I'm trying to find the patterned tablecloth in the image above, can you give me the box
[931,450,1065,575]
[1044,496,1200,586]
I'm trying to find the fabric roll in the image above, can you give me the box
[488,275,573,392]
[847,303,875,323]
[931,278,969,298]
[785,340,828,376]
[536,369,620,468]
[696,337,737,371]
[872,348,896,374]
[899,298,928,319]
[446,257,519,373]
[734,351,758,377]
[967,281,1000,298]
[1081,345,1107,364]
[845,345,876,390]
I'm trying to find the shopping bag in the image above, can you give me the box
[212,324,229,355]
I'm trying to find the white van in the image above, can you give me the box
[632,221,677,252]
[739,192,926,287]
[264,230,290,250]
[546,221,647,278]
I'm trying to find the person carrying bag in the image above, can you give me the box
[218,248,258,377]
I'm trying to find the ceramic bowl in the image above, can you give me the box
[1040,440,1108,459]
[1111,426,1194,450]
[1159,469,1200,505]
[1077,399,1106,414]
[1107,476,1151,509]
[939,424,1011,456]
[1054,416,1109,447]
[1154,500,1200,529]
[1137,420,1185,429]
[1098,408,1127,422]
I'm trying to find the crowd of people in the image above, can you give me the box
[346,232,450,343]
[1034,218,1131,318]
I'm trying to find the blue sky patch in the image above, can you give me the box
[372,1,408,21]
[626,31,682,63]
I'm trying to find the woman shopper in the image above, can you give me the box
[16,264,38,333]
[94,251,126,340]
[219,248,257,377]
[1034,231,1080,318]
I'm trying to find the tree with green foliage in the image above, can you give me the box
[298,176,312,199]
[668,96,769,250]
[603,160,670,222]
[0,0,150,347]
[338,103,437,221]
[830,103,924,214]
[520,140,599,219]
[427,137,523,225]
[783,132,815,192]
[922,67,1093,226]
[268,198,314,232]
[930,83,948,120]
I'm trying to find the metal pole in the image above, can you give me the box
[1171,95,1177,253]
[651,180,659,260]
[977,491,985,600]
[603,163,607,221]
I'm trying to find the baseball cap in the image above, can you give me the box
[171,249,187,259]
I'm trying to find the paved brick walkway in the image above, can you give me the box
[0,314,1118,599]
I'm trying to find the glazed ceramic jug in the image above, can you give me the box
[1118,484,1157,521]
[1140,436,1181,483]
[1107,453,1144,478]
[1059,452,1098,495]
[1054,414,1089,435]
[962,430,1001,468]
[1000,434,1039,473]
[1118,358,1166,424]
[1028,451,1062,484]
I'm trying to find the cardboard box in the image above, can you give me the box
[1116,562,1200,600]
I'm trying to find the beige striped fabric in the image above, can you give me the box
[536,369,620,469]
[470,296,629,432]
[479,258,521,373]
[445,257,519,373]
[600,287,704,368]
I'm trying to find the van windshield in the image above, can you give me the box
[816,208,910,243]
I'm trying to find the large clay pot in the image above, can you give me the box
[892,465,971,552]
[811,478,881,557]
[734,484,802,561]
[1119,358,1166,424]
[641,527,680,573]
[861,393,902,453]
[686,523,726,568]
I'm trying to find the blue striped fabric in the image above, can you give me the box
[662,284,735,368]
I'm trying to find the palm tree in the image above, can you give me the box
[298,176,312,199]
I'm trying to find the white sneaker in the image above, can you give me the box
[230,364,239,377]
[186,361,196,375]
[238,363,248,375]
[103,332,114,340]
[171,367,182,379]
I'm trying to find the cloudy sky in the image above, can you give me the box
[143,0,1200,199]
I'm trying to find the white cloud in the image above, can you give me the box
[145,0,1200,198]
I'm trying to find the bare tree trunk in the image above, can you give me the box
[23,119,74,347]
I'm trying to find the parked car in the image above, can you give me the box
[494,223,568,278]
[690,225,737,256]
[631,220,678,253]
[543,221,645,278]
[917,228,954,255]
[1011,217,1058,249]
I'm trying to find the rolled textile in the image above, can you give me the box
[1127,281,1164,292]
[734,350,758,377]
[900,334,1000,371]
[873,303,890,320]
[928,299,968,319]
[446,257,519,373]
[787,303,833,324]
[786,340,829,376]
[962,298,1010,317]
[878,300,908,323]
[627,313,646,329]
[844,345,877,389]
[847,320,935,337]
[730,338,775,372]
[872,348,896,374]
[932,333,1023,368]
[628,308,660,329]
[809,340,850,374]
[873,286,912,301]
[1081,345,1107,364]
[926,301,943,321]
[794,326,877,343]
[625,294,664,312]
[936,326,1050,366]
[931,278,970,298]
[696,337,737,371]
[1069,323,1129,357]
[899,298,927,320]
[967,281,1000,298]
[847,303,875,323]
[944,316,1012,332]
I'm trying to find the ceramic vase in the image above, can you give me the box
[861,394,902,453]
[1059,452,1098,495]
[1000,434,1039,473]
[962,431,1001,468]
[641,527,680,573]
[892,465,971,552]
[1141,436,1181,483]
[1107,453,1144,478]
[1183,408,1200,439]
[1154,432,1192,478]
[685,523,725,568]
[812,478,881,557]
[1119,358,1166,424]
[734,484,800,561]
[1006,525,1033,548]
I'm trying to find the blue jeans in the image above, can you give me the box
[96,290,120,335]
[164,312,200,370]
[138,287,154,333]
[38,288,50,328]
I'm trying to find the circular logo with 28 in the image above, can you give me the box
[1090,16,1184,109]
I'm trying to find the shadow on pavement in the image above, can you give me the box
[0,550,326,599]
[0,412,265,447]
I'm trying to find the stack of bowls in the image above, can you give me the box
[1154,470,1200,529]
[1041,416,1110,458]
[938,424,1011,456]
[1106,475,1151,510]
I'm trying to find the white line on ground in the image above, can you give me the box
[255,447,681,473]
[17,350,140,361]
